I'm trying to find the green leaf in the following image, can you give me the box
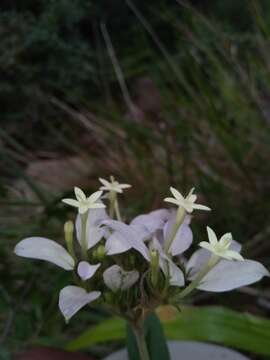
[126,313,170,360]
[66,317,125,351]
[66,306,270,356]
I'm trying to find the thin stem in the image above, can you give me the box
[80,212,88,260]
[164,207,185,253]
[133,324,150,360]
[109,191,116,218]
[176,254,219,300]
[114,197,122,221]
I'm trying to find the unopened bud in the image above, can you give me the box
[96,245,106,261]
[64,221,76,260]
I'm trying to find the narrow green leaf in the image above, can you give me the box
[66,307,270,356]
[126,313,170,360]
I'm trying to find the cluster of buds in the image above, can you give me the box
[15,177,269,325]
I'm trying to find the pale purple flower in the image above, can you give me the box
[186,241,269,292]
[76,207,109,250]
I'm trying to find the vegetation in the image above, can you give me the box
[1,1,270,359]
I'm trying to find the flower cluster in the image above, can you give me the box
[14,178,269,323]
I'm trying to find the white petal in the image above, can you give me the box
[199,241,214,252]
[87,191,103,204]
[164,197,181,206]
[105,232,132,255]
[102,220,150,260]
[77,261,100,280]
[186,187,195,198]
[223,250,244,261]
[14,237,75,270]
[170,187,184,201]
[59,286,101,322]
[99,178,110,187]
[74,187,86,201]
[206,226,218,245]
[103,265,139,291]
[219,233,233,247]
[119,184,131,189]
[187,240,242,279]
[192,204,211,211]
[197,260,269,292]
[62,198,79,208]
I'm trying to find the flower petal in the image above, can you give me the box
[196,260,269,292]
[99,178,110,187]
[59,286,101,322]
[14,237,75,270]
[164,198,181,206]
[74,187,86,201]
[131,209,170,235]
[120,184,132,189]
[76,208,108,249]
[62,198,79,208]
[163,216,193,256]
[105,232,132,255]
[77,261,101,280]
[102,220,150,260]
[192,204,211,211]
[87,190,103,204]
[206,227,218,245]
[170,187,184,201]
[103,265,139,291]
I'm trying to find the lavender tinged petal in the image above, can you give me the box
[103,265,139,292]
[77,261,100,281]
[59,286,101,322]
[105,232,132,255]
[195,260,269,292]
[102,220,150,260]
[14,237,75,270]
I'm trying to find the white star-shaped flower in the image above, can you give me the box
[62,187,105,214]
[164,187,211,213]
[99,177,131,194]
[199,226,244,261]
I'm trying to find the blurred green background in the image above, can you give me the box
[1,0,270,359]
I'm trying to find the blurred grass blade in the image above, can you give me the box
[66,306,270,356]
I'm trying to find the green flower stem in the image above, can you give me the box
[114,197,122,221]
[109,191,116,218]
[64,221,77,261]
[164,206,186,253]
[80,212,88,260]
[176,254,219,300]
[133,324,150,360]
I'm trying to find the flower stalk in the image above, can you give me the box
[164,206,185,253]
[132,323,150,360]
[176,254,219,300]
[80,212,88,260]
[64,221,76,261]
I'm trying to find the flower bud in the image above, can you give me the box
[96,245,106,261]
[64,221,76,260]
